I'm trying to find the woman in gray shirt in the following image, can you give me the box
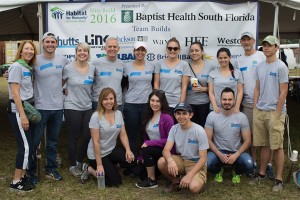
[63,42,95,177]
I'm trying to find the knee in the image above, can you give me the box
[157,157,167,171]
[189,181,203,194]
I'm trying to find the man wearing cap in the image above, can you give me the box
[205,87,253,184]
[237,31,267,178]
[27,32,69,183]
[249,35,289,192]
[157,102,208,193]
[91,37,125,111]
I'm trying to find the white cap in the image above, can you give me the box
[42,32,57,41]
[241,32,254,39]
[134,41,147,50]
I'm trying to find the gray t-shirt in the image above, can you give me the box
[146,116,160,141]
[186,61,214,105]
[254,59,289,112]
[205,111,250,152]
[154,60,191,107]
[208,68,244,110]
[34,54,69,110]
[87,110,124,159]
[237,51,265,105]
[167,123,209,161]
[124,61,154,104]
[63,62,95,110]
[8,62,34,113]
[91,57,124,105]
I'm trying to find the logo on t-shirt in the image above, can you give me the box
[40,63,53,71]
[201,74,209,78]
[116,124,122,128]
[56,65,63,69]
[188,139,198,144]
[160,68,171,73]
[145,70,153,74]
[153,123,159,128]
[130,72,142,77]
[116,68,123,73]
[231,123,240,128]
[174,69,183,75]
[99,72,112,76]
[269,71,277,77]
[229,77,237,81]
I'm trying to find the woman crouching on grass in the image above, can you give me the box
[135,89,174,188]
[80,87,135,186]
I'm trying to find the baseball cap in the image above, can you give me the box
[42,32,57,41]
[262,35,280,46]
[134,41,147,50]
[241,31,254,39]
[174,102,193,113]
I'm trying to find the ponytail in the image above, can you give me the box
[229,62,235,79]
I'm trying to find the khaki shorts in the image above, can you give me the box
[253,108,285,150]
[242,103,253,134]
[171,155,207,185]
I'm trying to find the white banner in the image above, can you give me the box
[47,1,258,63]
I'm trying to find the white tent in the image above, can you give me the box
[0,0,299,41]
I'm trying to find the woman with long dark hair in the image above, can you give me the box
[135,90,174,188]
[208,47,244,113]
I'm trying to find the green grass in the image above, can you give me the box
[0,77,299,199]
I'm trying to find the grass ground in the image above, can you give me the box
[0,76,299,200]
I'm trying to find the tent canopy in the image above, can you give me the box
[0,0,299,41]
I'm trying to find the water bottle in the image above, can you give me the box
[97,172,105,189]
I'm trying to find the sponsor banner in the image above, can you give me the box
[47,1,258,62]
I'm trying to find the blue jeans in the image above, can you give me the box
[28,109,63,174]
[123,103,147,156]
[207,150,254,175]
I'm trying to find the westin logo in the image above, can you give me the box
[50,7,65,19]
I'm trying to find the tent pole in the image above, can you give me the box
[273,3,279,37]
[37,3,43,53]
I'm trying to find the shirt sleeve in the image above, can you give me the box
[278,64,289,84]
[89,112,100,129]
[204,112,214,129]
[8,64,22,84]
[182,61,191,76]
[167,126,176,142]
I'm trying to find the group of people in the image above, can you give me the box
[6,30,288,194]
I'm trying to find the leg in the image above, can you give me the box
[141,146,163,180]
[233,152,254,175]
[184,160,206,194]
[206,151,223,174]
[157,155,184,183]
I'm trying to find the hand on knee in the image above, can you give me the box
[157,157,167,170]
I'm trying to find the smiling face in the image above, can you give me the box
[174,110,193,126]
[149,94,161,112]
[221,91,235,110]
[75,43,90,62]
[134,47,147,61]
[217,51,231,68]
[262,42,278,58]
[20,42,35,63]
[104,39,120,61]
[102,92,115,111]
[240,36,255,52]
[43,37,57,54]
[190,43,204,61]
[166,41,180,59]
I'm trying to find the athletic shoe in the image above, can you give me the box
[214,168,224,183]
[248,174,266,185]
[135,178,158,189]
[246,165,258,178]
[232,171,241,184]
[24,174,37,187]
[272,179,283,192]
[69,166,82,177]
[266,165,275,180]
[80,163,91,184]
[10,179,33,192]
[46,170,63,180]
[293,170,300,188]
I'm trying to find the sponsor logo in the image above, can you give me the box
[231,123,240,128]
[130,72,142,77]
[40,63,53,71]
[116,36,135,44]
[217,38,240,47]
[63,54,76,60]
[188,139,198,144]
[145,70,153,74]
[57,36,80,48]
[229,77,237,81]
[117,53,135,61]
[185,36,209,47]
[116,68,123,73]
[153,123,159,128]
[121,10,133,23]
[56,65,63,69]
[146,53,190,61]
[85,34,109,48]
[137,36,148,42]
[201,74,209,78]
[269,71,277,77]
[174,69,183,75]
[50,7,65,19]
[116,124,122,128]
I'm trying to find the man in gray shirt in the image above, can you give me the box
[91,37,125,111]
[157,102,208,194]
[205,87,253,184]
[27,32,69,183]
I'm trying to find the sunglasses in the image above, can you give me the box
[167,47,180,52]
[153,89,165,94]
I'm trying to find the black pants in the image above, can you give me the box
[89,147,130,187]
[141,146,163,167]
[64,109,93,166]
[190,103,210,127]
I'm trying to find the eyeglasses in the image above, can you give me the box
[167,47,179,52]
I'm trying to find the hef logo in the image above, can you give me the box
[121,10,133,23]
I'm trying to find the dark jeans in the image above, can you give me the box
[64,109,93,166]
[207,150,254,175]
[141,146,163,167]
[8,112,35,169]
[190,103,210,127]
[123,103,147,156]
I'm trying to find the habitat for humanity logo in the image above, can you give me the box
[121,10,133,23]
[50,7,65,19]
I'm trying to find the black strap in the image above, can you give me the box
[188,63,203,87]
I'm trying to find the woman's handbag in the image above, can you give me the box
[23,101,41,123]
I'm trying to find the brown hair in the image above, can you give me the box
[166,37,180,49]
[14,40,37,66]
[96,87,118,118]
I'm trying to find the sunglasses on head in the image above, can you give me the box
[167,47,179,52]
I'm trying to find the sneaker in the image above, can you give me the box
[135,178,158,189]
[232,171,241,184]
[246,165,258,178]
[272,179,283,192]
[10,179,33,192]
[248,174,266,185]
[293,170,300,188]
[214,168,224,183]
[46,170,63,180]
[69,166,82,177]
[24,174,37,187]
[80,163,91,184]
[266,165,275,180]
[77,162,83,172]
[163,182,181,193]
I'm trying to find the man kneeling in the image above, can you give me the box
[157,102,208,193]
[205,87,253,183]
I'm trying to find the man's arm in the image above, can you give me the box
[253,80,260,108]
[205,127,228,163]
[276,83,288,116]
[162,140,178,177]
